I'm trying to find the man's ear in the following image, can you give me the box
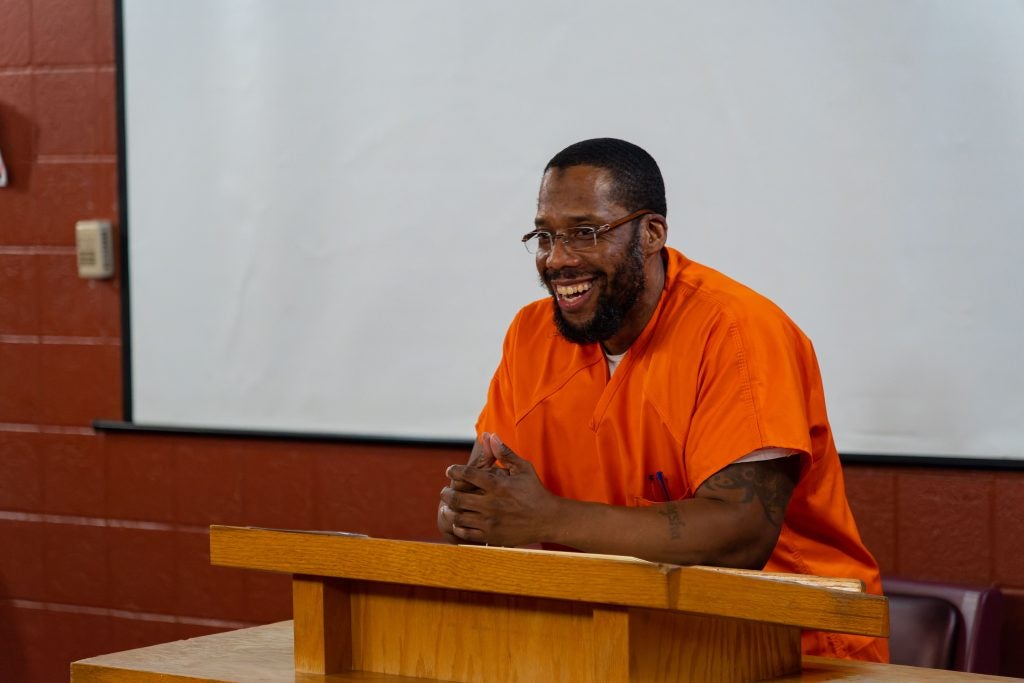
[643,215,668,255]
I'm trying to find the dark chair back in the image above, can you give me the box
[883,577,1004,674]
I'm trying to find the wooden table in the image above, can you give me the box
[71,620,1018,682]
[71,528,1017,682]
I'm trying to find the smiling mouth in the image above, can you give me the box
[554,281,593,301]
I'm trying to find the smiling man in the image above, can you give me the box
[438,138,887,662]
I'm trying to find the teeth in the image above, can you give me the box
[555,282,592,297]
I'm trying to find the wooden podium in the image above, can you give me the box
[186,525,887,683]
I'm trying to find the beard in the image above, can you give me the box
[546,224,646,346]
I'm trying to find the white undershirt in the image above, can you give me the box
[733,446,801,463]
[604,349,627,375]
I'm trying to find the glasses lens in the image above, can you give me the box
[523,232,551,254]
[568,227,598,251]
[523,229,600,254]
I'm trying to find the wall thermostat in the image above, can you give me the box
[75,220,115,279]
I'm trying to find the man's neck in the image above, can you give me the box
[600,256,667,355]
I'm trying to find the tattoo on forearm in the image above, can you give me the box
[659,502,684,539]
[701,460,797,526]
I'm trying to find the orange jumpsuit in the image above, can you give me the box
[476,247,888,662]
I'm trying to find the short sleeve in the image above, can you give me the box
[683,309,815,490]
[475,315,520,445]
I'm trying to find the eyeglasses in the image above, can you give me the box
[521,209,654,255]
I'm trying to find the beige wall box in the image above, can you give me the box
[75,220,114,279]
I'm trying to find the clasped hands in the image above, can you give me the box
[437,432,559,547]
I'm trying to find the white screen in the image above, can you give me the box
[122,1,1024,457]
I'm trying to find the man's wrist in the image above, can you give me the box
[540,494,576,546]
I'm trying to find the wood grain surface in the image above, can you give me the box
[628,610,800,683]
[209,526,888,636]
[72,621,1022,683]
[294,575,352,673]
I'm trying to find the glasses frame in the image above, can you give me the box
[522,209,654,255]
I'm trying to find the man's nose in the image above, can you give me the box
[543,238,582,269]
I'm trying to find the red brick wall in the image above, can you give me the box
[1,1,1022,680]
[844,464,1024,676]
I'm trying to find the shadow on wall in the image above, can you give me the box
[0,590,28,682]
[0,101,36,205]
[0,97,35,680]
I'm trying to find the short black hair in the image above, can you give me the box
[544,138,667,217]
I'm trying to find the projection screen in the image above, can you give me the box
[120,0,1024,458]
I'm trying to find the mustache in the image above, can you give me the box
[543,268,597,284]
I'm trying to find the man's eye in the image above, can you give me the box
[536,233,553,245]
[571,227,598,240]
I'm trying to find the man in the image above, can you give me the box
[438,138,887,662]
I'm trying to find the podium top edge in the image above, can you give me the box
[208,525,887,636]
[209,525,867,593]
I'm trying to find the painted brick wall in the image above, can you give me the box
[0,1,1022,680]
[844,464,1024,676]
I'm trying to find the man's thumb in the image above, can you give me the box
[490,434,523,470]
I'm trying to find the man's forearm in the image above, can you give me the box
[544,495,780,569]
[441,437,795,567]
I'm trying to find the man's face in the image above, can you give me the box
[533,165,647,346]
